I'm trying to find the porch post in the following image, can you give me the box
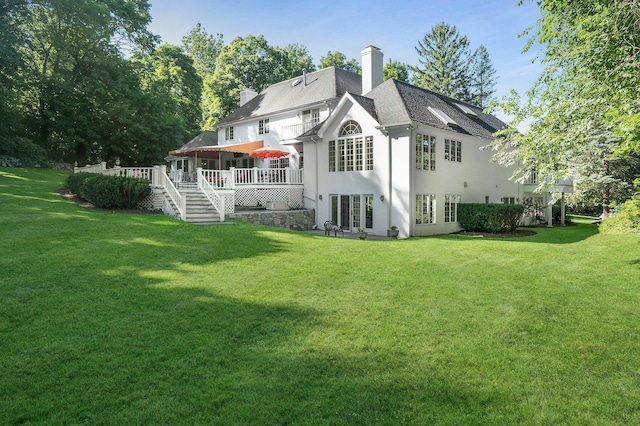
[196,167,203,189]
[561,192,566,226]
[547,193,553,228]
[230,167,236,188]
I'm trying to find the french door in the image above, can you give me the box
[330,194,373,232]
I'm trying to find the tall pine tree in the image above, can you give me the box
[469,45,497,108]
[412,22,496,106]
[412,22,471,101]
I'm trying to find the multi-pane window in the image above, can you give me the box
[329,122,373,172]
[225,126,234,140]
[329,141,336,172]
[444,139,462,162]
[445,194,461,223]
[416,134,436,171]
[502,197,516,204]
[365,195,373,228]
[365,136,373,171]
[269,158,289,168]
[351,195,361,229]
[355,137,363,171]
[259,119,269,134]
[416,194,436,224]
[346,138,354,171]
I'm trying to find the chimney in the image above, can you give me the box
[240,88,258,106]
[361,45,383,95]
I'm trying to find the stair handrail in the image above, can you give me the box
[197,167,225,222]
[161,168,185,221]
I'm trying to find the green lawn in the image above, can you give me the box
[1,167,639,425]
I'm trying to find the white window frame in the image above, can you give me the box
[416,133,436,171]
[225,126,234,141]
[416,194,436,225]
[444,139,462,162]
[445,194,461,223]
[259,119,269,135]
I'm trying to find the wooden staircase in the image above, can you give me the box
[182,189,221,224]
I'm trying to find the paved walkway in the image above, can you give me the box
[303,229,393,240]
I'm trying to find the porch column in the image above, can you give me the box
[561,192,566,226]
[547,193,553,228]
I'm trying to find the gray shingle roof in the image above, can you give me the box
[218,67,362,125]
[175,130,218,151]
[367,80,506,139]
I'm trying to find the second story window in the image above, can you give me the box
[416,133,436,171]
[259,119,269,135]
[329,121,373,172]
[225,126,234,141]
[445,139,462,162]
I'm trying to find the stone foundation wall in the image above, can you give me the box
[227,209,315,231]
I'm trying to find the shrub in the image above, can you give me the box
[66,173,94,198]
[600,196,640,234]
[80,174,151,209]
[459,203,524,233]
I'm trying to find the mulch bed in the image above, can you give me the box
[453,229,537,238]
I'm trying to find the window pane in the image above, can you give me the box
[329,141,336,172]
[365,195,373,228]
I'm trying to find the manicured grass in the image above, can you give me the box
[1,167,639,424]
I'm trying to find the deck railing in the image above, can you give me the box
[199,167,303,187]
[197,168,225,221]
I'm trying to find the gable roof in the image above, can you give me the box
[217,67,362,125]
[367,80,506,139]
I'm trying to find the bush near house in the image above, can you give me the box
[70,174,151,209]
[459,203,524,233]
[600,195,640,234]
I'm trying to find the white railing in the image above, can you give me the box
[200,169,233,189]
[281,120,318,140]
[231,168,303,186]
[197,168,225,221]
[160,168,185,220]
[75,162,154,181]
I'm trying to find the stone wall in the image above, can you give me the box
[227,209,315,231]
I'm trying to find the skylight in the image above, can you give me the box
[455,103,478,117]
[428,107,458,127]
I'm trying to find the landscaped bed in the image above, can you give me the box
[2,168,639,425]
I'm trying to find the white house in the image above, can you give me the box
[163,45,560,237]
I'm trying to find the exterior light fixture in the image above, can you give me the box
[380,195,384,201]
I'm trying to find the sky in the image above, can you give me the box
[147,0,544,115]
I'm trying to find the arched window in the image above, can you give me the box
[329,120,372,172]
[339,120,362,136]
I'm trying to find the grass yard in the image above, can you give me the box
[1,167,639,425]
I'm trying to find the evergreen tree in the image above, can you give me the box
[468,45,497,108]
[412,22,472,101]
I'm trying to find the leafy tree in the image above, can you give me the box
[491,0,640,214]
[468,45,497,108]
[8,0,158,164]
[412,22,472,101]
[278,43,316,76]
[133,44,203,140]
[383,59,411,82]
[319,51,361,73]
[182,23,223,76]
[209,35,315,120]
[182,24,223,129]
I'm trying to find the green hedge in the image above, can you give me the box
[66,174,151,209]
[459,203,524,233]
[65,172,94,198]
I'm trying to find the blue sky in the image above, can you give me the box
[148,0,543,106]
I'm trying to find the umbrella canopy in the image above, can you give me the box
[250,146,289,159]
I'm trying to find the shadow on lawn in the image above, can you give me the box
[4,275,503,424]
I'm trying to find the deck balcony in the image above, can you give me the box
[280,120,319,140]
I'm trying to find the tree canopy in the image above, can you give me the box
[491,0,640,212]
[319,51,361,73]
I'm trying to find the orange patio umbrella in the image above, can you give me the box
[250,146,289,159]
